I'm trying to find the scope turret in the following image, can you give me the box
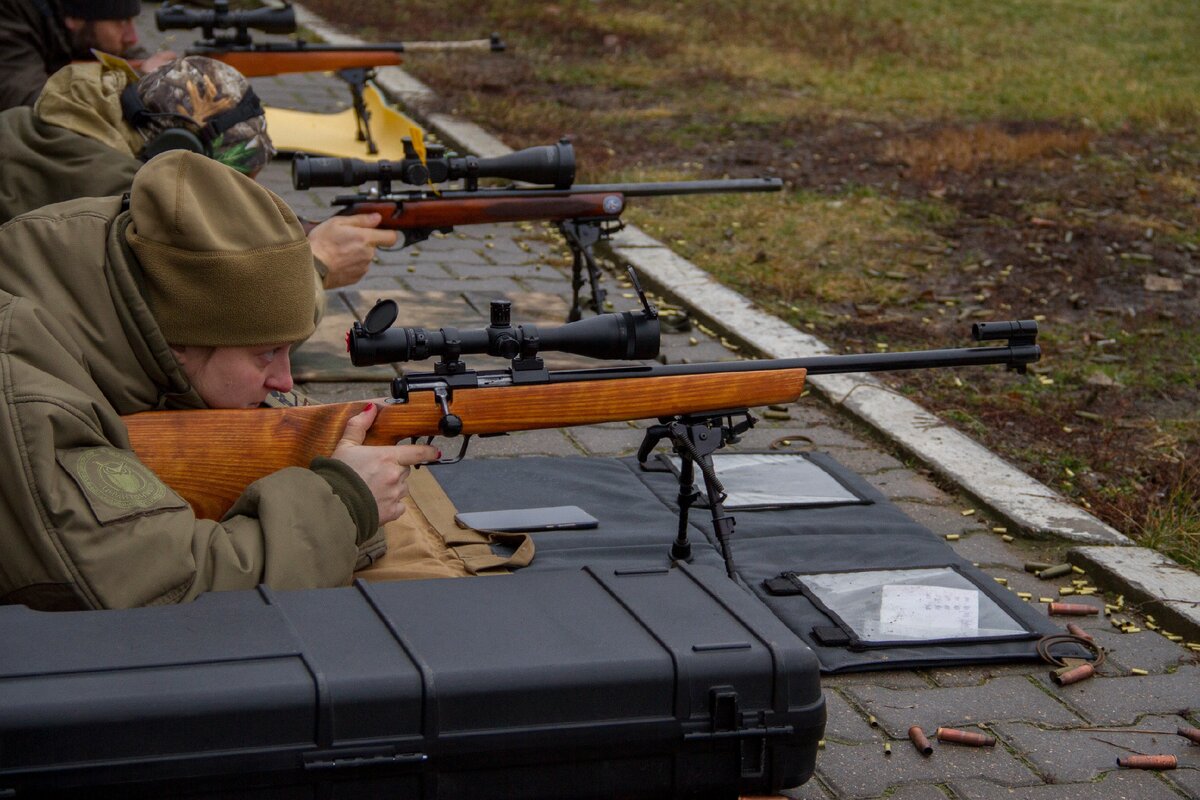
[349,298,658,367]
[293,138,576,191]
[156,0,296,39]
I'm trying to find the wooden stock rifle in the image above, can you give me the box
[155,0,504,154]
[292,139,784,320]
[123,284,1041,538]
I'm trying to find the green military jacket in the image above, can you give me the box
[0,60,143,225]
[0,106,141,225]
[0,197,375,610]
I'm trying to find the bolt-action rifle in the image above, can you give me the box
[155,0,504,154]
[293,139,783,320]
[122,277,1041,555]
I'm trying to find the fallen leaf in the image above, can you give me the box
[1143,275,1183,292]
[1085,373,1122,388]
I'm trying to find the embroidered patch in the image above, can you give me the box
[58,447,188,524]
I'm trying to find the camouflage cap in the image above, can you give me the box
[134,56,275,175]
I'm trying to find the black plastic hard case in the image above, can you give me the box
[0,564,825,798]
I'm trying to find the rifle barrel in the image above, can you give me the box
[549,343,1042,381]
[369,178,784,203]
[398,341,1041,392]
[570,178,783,197]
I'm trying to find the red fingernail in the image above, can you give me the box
[436,450,443,460]
[364,401,375,412]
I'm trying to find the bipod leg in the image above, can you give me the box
[694,451,737,579]
[579,244,608,316]
[557,220,606,321]
[567,242,585,322]
[671,453,699,563]
[337,68,378,155]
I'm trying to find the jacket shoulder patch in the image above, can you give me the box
[57,447,188,524]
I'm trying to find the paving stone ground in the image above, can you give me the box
[140,15,1200,799]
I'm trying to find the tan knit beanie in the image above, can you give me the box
[125,150,316,347]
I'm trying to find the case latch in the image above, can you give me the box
[710,686,739,732]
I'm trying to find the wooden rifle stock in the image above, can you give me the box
[124,368,807,521]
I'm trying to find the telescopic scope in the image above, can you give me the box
[156,0,297,37]
[349,299,659,366]
[293,139,576,191]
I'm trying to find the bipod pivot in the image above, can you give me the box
[335,67,379,155]
[638,410,755,579]
[558,218,625,322]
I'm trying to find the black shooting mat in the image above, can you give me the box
[430,453,1069,673]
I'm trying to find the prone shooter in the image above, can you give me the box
[155,0,504,155]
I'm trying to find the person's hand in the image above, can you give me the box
[307,214,399,290]
[139,50,177,74]
[330,403,439,524]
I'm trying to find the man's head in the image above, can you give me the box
[130,56,275,174]
[126,151,316,408]
[60,0,142,57]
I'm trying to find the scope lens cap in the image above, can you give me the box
[362,299,399,336]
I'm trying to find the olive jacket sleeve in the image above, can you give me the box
[0,293,375,608]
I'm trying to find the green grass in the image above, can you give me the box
[325,0,1200,129]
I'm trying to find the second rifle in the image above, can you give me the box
[293,139,783,320]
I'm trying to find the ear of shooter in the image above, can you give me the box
[408,125,441,196]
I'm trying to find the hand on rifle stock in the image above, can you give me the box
[332,403,439,523]
[308,214,399,289]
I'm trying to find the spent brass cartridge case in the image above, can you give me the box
[1065,622,1093,641]
[1038,563,1073,580]
[908,726,933,756]
[1116,754,1176,770]
[1178,726,1200,745]
[1048,602,1100,616]
[1051,663,1095,686]
[1024,562,1053,574]
[935,727,997,747]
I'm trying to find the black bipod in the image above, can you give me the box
[335,67,379,155]
[637,410,755,579]
[558,218,625,322]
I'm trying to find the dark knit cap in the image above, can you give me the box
[60,0,142,20]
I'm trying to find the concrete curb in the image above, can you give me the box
[291,4,1136,553]
[1069,546,1200,641]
